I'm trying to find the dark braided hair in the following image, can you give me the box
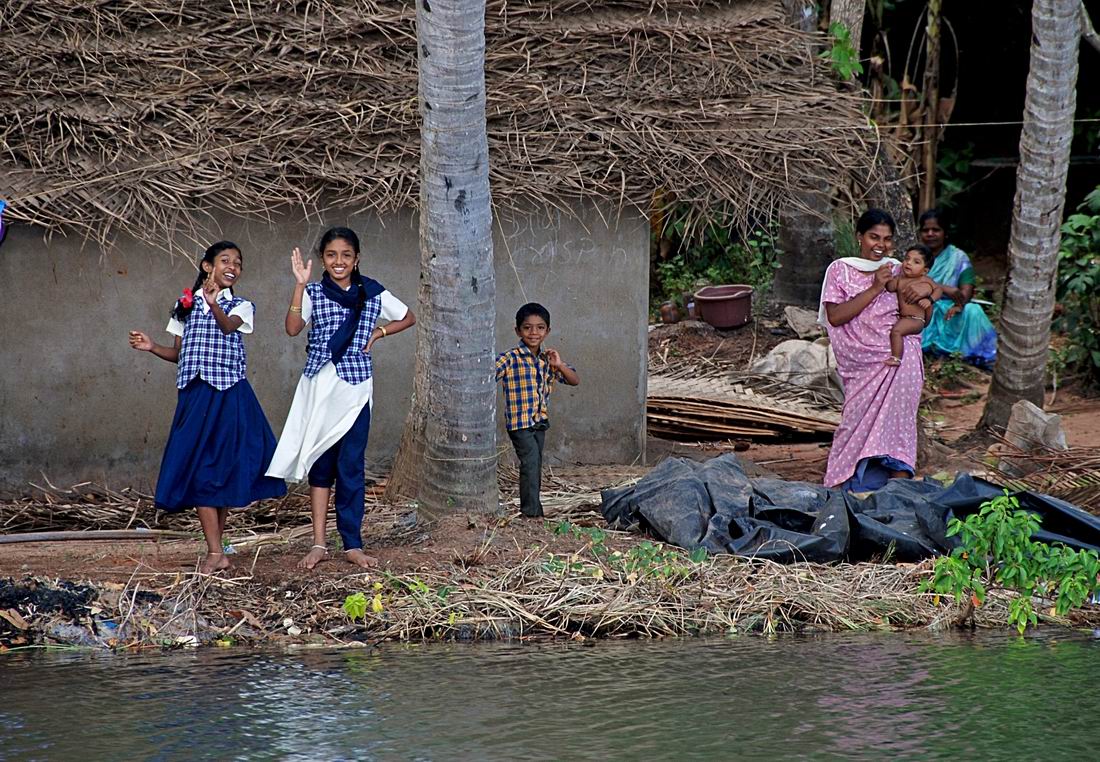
[171,241,241,322]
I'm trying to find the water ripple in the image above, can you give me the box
[2,631,1097,760]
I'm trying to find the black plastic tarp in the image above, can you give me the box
[599,454,1100,562]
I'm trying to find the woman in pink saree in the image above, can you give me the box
[820,209,926,491]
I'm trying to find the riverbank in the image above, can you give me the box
[5,471,1100,651]
[5,317,1100,651]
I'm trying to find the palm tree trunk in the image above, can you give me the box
[980,0,1080,430]
[385,0,497,514]
[829,0,866,55]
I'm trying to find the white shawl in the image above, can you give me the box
[817,257,901,328]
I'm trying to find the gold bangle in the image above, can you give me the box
[379,325,387,337]
[289,305,302,314]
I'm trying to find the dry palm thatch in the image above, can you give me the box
[980,441,1100,514]
[1,0,882,248]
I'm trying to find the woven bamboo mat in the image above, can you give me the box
[647,373,841,440]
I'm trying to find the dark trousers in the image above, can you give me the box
[308,403,372,550]
[508,421,548,517]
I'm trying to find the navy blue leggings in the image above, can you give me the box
[308,403,371,550]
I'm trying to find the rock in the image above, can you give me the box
[783,305,824,339]
[1004,399,1068,452]
[995,400,1068,477]
[749,338,843,402]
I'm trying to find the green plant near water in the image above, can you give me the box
[549,521,708,580]
[343,582,388,622]
[1055,186,1100,385]
[343,592,368,622]
[921,493,1100,634]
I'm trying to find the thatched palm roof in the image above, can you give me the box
[1,0,879,245]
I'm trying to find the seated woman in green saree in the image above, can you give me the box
[918,209,998,368]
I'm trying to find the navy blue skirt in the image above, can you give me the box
[155,378,287,512]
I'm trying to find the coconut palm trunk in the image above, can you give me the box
[980,0,1080,430]
[385,0,497,514]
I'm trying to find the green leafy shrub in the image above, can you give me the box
[922,493,1100,633]
[936,143,974,209]
[1056,186,1100,385]
[821,22,864,80]
[653,208,780,310]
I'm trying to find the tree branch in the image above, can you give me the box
[1083,0,1100,54]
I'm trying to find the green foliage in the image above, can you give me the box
[833,217,858,260]
[921,493,1100,633]
[343,592,368,622]
[821,22,864,81]
[926,352,969,391]
[1056,187,1100,384]
[654,256,704,307]
[936,143,974,209]
[653,209,780,310]
[547,521,709,581]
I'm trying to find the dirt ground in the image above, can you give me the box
[2,311,1098,590]
[0,467,645,586]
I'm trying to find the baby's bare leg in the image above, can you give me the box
[887,317,926,365]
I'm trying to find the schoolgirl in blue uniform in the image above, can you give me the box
[129,241,286,574]
[267,227,416,570]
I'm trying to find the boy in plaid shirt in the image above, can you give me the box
[496,303,580,517]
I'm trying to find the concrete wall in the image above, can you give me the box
[0,202,648,493]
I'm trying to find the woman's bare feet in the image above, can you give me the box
[345,548,378,569]
[298,545,328,570]
[200,552,231,574]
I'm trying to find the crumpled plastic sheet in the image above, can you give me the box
[600,454,1100,563]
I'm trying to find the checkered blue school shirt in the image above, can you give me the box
[303,281,383,385]
[174,292,249,391]
[495,344,567,431]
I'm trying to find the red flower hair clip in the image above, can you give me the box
[180,288,194,309]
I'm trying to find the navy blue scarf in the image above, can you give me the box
[321,271,385,364]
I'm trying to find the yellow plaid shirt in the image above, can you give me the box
[496,345,566,431]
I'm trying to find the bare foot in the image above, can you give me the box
[298,545,328,570]
[345,548,378,569]
[200,552,230,574]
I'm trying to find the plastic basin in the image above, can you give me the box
[694,284,754,329]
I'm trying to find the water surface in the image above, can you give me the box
[3,631,1097,760]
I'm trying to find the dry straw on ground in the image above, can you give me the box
[8,545,1100,651]
[6,460,1100,648]
[2,0,884,248]
[981,441,1100,513]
